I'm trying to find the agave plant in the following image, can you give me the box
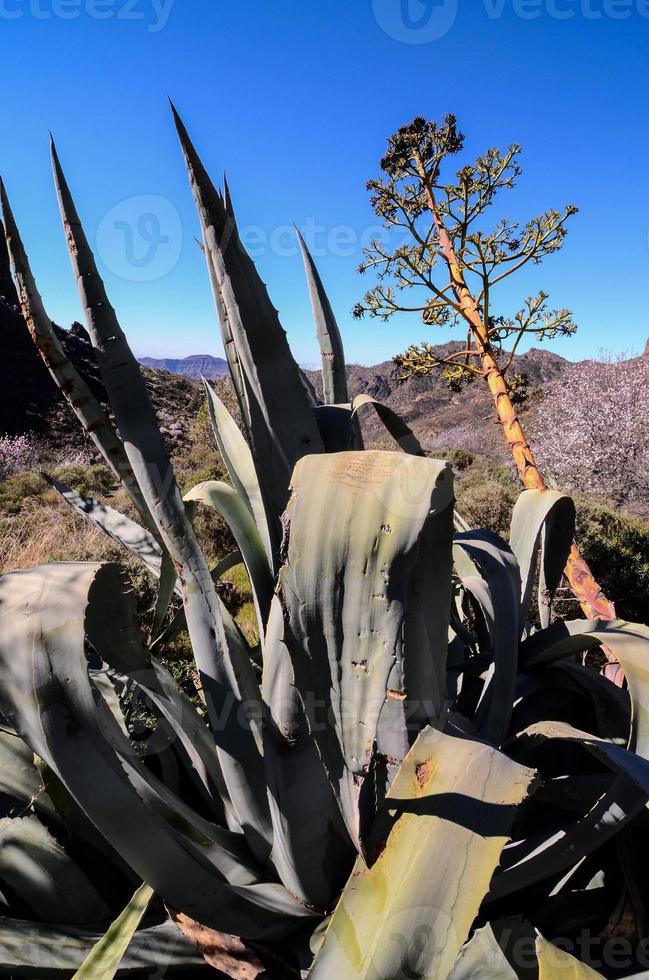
[0,109,648,979]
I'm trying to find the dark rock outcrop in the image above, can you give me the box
[0,232,201,450]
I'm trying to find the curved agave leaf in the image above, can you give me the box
[512,660,630,745]
[46,474,253,673]
[308,727,536,979]
[448,924,517,979]
[0,563,314,940]
[0,181,153,532]
[491,774,646,903]
[509,489,575,629]
[0,813,110,925]
[82,571,234,825]
[150,549,244,649]
[492,620,648,900]
[0,917,204,976]
[491,703,649,901]
[295,228,348,405]
[520,620,649,756]
[352,394,425,455]
[171,105,324,560]
[313,404,362,453]
[185,480,274,635]
[45,475,165,577]
[49,143,272,859]
[203,379,272,564]
[0,729,50,817]
[261,595,354,911]
[149,551,176,640]
[45,477,262,766]
[535,935,605,978]
[72,882,154,979]
[514,720,649,793]
[453,531,521,746]
[275,450,454,849]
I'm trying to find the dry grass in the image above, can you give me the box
[0,499,119,574]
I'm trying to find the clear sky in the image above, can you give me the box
[1,0,647,365]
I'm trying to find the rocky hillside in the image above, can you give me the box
[306,343,570,461]
[0,221,201,453]
[138,354,229,380]
[4,219,640,470]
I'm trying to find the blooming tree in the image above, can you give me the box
[533,355,649,505]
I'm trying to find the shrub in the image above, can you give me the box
[533,355,649,505]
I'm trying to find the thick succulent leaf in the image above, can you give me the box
[535,935,605,978]
[509,489,575,629]
[313,403,362,453]
[0,730,49,817]
[0,917,203,976]
[491,715,649,902]
[149,551,176,639]
[491,774,646,902]
[0,563,314,940]
[275,451,454,848]
[171,105,324,560]
[261,596,354,910]
[72,882,154,979]
[46,476,165,577]
[453,531,521,746]
[515,720,649,794]
[520,620,649,756]
[448,924,517,979]
[510,661,631,753]
[203,379,272,563]
[202,239,250,430]
[295,228,348,405]
[352,394,425,455]
[185,480,273,635]
[50,142,271,858]
[151,549,244,649]
[83,574,233,824]
[308,727,536,979]
[0,181,152,532]
[0,813,110,925]
[85,562,263,820]
[46,478,255,728]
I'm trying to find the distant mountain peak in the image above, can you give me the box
[137,354,229,380]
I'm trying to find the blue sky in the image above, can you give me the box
[1,0,648,365]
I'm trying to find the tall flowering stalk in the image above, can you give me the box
[354,114,615,621]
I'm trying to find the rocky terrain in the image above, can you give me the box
[1,220,637,472]
[138,354,229,380]
[0,221,201,453]
[305,345,569,461]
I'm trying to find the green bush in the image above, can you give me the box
[454,458,649,626]
[51,462,117,497]
[575,496,649,624]
[0,471,47,513]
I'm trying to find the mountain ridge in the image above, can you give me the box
[137,354,229,380]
